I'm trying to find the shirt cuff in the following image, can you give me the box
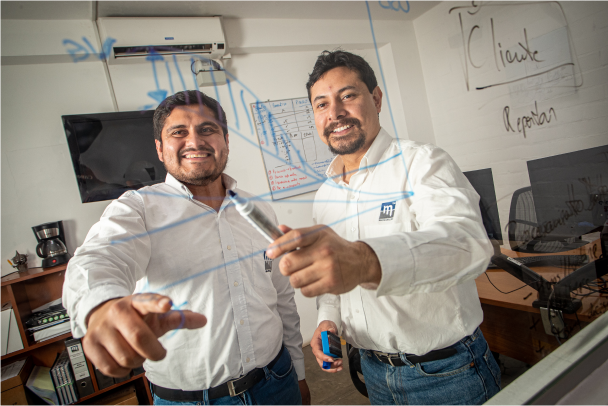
[360,234,415,297]
[74,284,131,337]
[293,358,306,381]
[316,302,342,336]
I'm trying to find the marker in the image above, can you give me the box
[228,190,284,242]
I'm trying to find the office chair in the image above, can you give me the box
[507,187,584,253]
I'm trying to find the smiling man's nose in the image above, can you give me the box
[329,100,347,121]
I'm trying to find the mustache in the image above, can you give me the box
[179,146,215,156]
[323,118,362,138]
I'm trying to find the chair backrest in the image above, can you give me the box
[508,187,579,253]
[508,187,537,252]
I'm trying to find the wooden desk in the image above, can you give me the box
[475,240,607,365]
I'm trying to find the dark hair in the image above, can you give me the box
[153,90,228,142]
[306,50,378,102]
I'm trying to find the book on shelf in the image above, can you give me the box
[32,320,71,342]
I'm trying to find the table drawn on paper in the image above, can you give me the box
[251,97,335,200]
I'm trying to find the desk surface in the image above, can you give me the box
[475,239,607,364]
[475,240,607,323]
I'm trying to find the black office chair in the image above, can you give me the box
[507,187,585,253]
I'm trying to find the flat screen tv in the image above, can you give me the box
[63,110,167,203]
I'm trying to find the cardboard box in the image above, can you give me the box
[0,357,34,398]
[88,383,139,405]
[2,384,28,405]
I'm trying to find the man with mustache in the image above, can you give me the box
[267,51,501,405]
[63,91,310,405]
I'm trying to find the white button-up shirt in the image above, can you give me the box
[314,128,493,356]
[63,173,305,390]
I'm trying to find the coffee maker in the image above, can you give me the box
[32,221,70,268]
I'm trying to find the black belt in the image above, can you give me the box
[372,346,457,366]
[152,346,284,401]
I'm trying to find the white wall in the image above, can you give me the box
[414,1,608,245]
[1,8,433,345]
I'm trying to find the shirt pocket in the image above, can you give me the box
[250,239,276,293]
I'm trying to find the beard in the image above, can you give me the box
[323,117,366,155]
[163,146,229,187]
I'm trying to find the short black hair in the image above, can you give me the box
[153,90,228,142]
[306,50,378,102]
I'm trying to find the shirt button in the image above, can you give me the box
[240,320,244,325]
[355,309,360,313]
[246,357,250,363]
[234,281,239,287]
[227,245,232,250]
[351,227,356,232]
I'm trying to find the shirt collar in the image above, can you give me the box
[324,127,393,183]
[164,172,237,198]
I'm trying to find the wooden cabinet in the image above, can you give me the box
[1,264,153,404]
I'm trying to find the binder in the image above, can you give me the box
[94,367,114,390]
[65,338,95,398]
[51,353,68,405]
[52,349,78,404]
[63,362,78,404]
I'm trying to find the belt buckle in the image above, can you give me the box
[374,351,397,367]
[227,379,246,397]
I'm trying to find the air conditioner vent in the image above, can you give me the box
[113,44,215,58]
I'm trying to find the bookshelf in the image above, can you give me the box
[1,264,153,404]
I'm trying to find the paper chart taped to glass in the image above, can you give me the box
[251,97,335,200]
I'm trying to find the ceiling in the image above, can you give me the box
[1,1,440,21]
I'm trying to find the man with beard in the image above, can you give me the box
[266,51,501,405]
[63,91,310,405]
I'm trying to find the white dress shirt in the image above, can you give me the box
[63,173,305,390]
[314,128,493,356]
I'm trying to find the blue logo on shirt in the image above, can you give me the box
[379,202,396,221]
[263,251,272,272]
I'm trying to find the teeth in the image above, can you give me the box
[184,153,210,158]
[333,125,351,133]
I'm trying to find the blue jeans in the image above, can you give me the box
[152,348,301,405]
[360,328,501,405]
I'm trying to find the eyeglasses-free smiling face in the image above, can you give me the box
[155,104,229,187]
[310,66,382,156]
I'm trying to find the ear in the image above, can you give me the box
[224,133,230,152]
[155,139,164,162]
[373,86,383,114]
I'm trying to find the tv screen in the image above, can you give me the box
[63,110,167,203]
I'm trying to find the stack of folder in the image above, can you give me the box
[51,350,78,404]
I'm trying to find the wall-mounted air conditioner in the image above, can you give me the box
[97,17,226,66]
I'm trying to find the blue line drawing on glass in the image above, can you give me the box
[379,1,410,13]
[366,1,413,193]
[146,52,169,104]
[165,61,175,95]
[226,78,240,130]
[241,90,254,134]
[62,36,117,62]
[255,101,270,147]
[60,2,424,335]
[172,55,188,91]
